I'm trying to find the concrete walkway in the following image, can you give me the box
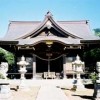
[36,86,69,100]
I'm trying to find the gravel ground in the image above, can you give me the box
[11,86,40,100]
[10,85,94,100]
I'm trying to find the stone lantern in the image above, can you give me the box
[72,55,85,90]
[17,56,29,80]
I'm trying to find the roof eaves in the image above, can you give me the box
[80,39,100,44]
[0,40,19,45]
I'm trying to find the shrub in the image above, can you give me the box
[89,72,98,83]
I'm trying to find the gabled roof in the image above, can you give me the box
[20,12,81,39]
[3,11,98,41]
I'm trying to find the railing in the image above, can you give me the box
[7,73,33,79]
[7,72,91,79]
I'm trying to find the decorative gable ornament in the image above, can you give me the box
[46,20,52,29]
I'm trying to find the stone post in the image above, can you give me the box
[63,55,67,79]
[32,55,36,79]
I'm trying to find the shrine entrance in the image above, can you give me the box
[33,41,65,78]
[36,56,63,73]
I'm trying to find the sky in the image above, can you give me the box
[0,0,100,38]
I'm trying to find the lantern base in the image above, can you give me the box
[75,79,85,91]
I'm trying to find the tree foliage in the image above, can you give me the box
[83,48,100,62]
[89,72,98,83]
[0,47,15,65]
[83,48,100,72]
[94,28,100,37]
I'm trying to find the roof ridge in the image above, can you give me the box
[57,20,89,22]
[9,21,41,24]
[57,20,89,24]
[9,20,89,25]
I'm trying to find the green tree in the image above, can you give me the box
[0,47,15,65]
[83,48,100,62]
[94,28,100,37]
[83,48,100,72]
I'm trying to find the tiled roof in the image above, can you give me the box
[4,20,97,40]
[3,12,98,41]
[4,21,41,40]
[57,21,97,39]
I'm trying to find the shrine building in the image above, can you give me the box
[0,12,100,79]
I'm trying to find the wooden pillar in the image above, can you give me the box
[32,55,36,79]
[63,55,67,79]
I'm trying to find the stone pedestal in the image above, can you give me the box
[18,67,28,90]
[76,73,85,90]
[19,67,27,80]
[0,82,12,100]
[18,80,29,91]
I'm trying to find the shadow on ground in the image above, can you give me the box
[10,88,17,91]
[85,84,94,89]
[61,84,95,100]
[72,84,94,100]
[72,94,94,100]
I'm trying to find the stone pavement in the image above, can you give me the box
[36,86,69,100]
